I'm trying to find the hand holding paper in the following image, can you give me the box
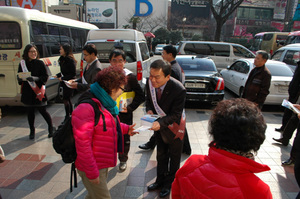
[281,99,300,114]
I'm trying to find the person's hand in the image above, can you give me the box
[0,154,5,163]
[120,107,128,113]
[294,104,300,119]
[89,177,100,184]
[68,80,78,89]
[147,110,154,115]
[128,123,139,136]
[150,121,160,131]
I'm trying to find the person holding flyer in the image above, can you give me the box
[17,44,54,140]
[145,60,186,198]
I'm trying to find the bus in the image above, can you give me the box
[249,32,289,55]
[285,31,300,45]
[0,7,98,106]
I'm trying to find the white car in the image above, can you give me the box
[220,59,294,105]
[154,44,166,55]
[271,43,300,72]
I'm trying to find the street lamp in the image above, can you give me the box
[182,17,186,39]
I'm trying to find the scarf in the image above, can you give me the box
[90,82,119,116]
[90,82,123,152]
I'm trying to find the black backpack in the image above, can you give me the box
[52,98,106,192]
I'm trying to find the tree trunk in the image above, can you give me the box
[214,19,222,41]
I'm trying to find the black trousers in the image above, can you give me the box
[282,114,299,144]
[281,95,299,129]
[155,130,183,189]
[27,106,52,130]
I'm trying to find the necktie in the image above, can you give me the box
[86,63,90,70]
[157,88,162,101]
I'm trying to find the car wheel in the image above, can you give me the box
[239,87,244,98]
[55,85,64,103]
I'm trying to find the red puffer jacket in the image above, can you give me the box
[72,98,129,180]
[172,147,272,199]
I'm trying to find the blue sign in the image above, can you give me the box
[134,0,153,17]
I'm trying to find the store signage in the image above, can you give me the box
[134,0,153,17]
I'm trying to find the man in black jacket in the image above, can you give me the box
[109,49,145,171]
[145,60,186,198]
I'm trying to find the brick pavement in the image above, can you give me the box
[0,102,299,199]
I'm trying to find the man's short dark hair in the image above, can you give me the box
[109,49,126,61]
[150,59,171,77]
[163,45,177,58]
[83,43,97,56]
[256,50,269,60]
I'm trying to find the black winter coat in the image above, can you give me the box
[56,56,76,81]
[18,59,49,105]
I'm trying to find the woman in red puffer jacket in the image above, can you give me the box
[172,98,272,199]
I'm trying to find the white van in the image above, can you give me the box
[84,29,152,88]
[177,41,255,70]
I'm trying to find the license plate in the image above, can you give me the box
[278,86,288,93]
[185,83,205,88]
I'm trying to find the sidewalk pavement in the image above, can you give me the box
[0,102,299,199]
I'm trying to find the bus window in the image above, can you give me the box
[71,28,86,53]
[0,22,22,49]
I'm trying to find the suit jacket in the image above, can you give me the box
[76,59,102,92]
[170,60,184,84]
[145,77,186,142]
[288,62,300,102]
[242,65,271,107]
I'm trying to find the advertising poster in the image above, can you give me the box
[10,0,44,12]
[86,1,116,24]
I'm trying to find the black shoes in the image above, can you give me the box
[148,183,170,198]
[147,183,161,191]
[48,126,55,138]
[119,162,127,172]
[282,158,294,166]
[139,142,155,150]
[29,129,35,140]
[272,138,289,146]
[275,127,283,133]
[159,188,170,198]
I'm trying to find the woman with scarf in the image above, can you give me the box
[72,66,138,199]
[17,44,54,139]
[171,98,272,199]
[55,43,76,122]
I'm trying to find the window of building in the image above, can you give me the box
[237,7,273,20]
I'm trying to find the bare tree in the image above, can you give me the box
[209,0,243,41]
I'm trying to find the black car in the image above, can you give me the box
[176,55,224,104]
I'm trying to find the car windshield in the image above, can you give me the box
[177,58,216,71]
[267,63,293,77]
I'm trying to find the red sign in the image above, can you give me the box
[17,0,37,9]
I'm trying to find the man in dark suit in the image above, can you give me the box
[242,50,271,109]
[69,43,102,91]
[145,60,186,198]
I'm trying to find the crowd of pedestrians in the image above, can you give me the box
[11,42,300,198]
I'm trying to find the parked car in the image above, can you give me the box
[271,43,300,72]
[176,55,224,104]
[154,44,166,55]
[220,59,293,105]
[177,41,255,70]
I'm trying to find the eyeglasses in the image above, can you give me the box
[29,50,37,54]
[119,86,125,92]
[111,59,125,63]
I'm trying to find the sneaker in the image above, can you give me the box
[119,162,127,172]
[282,158,294,166]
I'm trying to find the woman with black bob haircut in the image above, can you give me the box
[172,98,272,199]
[55,43,76,122]
[17,44,54,140]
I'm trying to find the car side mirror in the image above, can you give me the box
[227,65,230,69]
[150,52,154,57]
